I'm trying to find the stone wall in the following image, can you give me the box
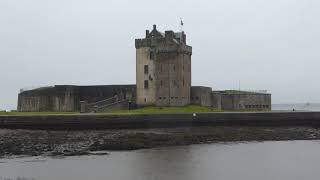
[155,52,191,106]
[191,86,212,107]
[136,47,156,106]
[17,86,75,112]
[1,112,320,129]
[18,85,136,112]
[75,85,136,106]
[211,92,222,109]
[18,85,271,112]
[216,92,271,110]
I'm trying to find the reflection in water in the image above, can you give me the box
[131,146,195,180]
[1,141,320,180]
[0,177,35,180]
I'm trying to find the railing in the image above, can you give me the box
[81,95,130,113]
[87,96,118,108]
[93,99,129,112]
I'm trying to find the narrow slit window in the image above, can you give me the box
[144,80,149,89]
[144,65,149,74]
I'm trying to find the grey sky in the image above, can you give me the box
[1,0,320,110]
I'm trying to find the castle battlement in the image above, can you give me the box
[135,25,192,55]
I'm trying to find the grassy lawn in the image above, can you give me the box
[107,105,223,114]
[0,111,80,116]
[0,106,222,116]
[0,105,270,116]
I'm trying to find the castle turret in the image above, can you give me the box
[135,25,192,106]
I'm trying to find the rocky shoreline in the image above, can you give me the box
[1,126,320,158]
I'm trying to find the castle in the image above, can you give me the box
[17,25,271,112]
[136,25,192,106]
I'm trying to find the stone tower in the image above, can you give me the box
[135,25,192,106]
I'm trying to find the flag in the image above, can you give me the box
[180,18,184,26]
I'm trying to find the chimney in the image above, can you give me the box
[165,31,174,39]
[182,32,186,44]
[153,24,157,30]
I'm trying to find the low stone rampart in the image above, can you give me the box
[1,112,320,129]
[18,85,136,112]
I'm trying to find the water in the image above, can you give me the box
[1,141,320,180]
[272,103,320,111]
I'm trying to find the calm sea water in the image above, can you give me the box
[1,140,320,180]
[272,103,320,111]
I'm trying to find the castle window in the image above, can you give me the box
[183,78,185,86]
[173,65,176,71]
[144,80,149,89]
[144,98,147,102]
[144,65,149,74]
[160,80,163,87]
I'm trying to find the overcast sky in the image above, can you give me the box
[1,0,320,110]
